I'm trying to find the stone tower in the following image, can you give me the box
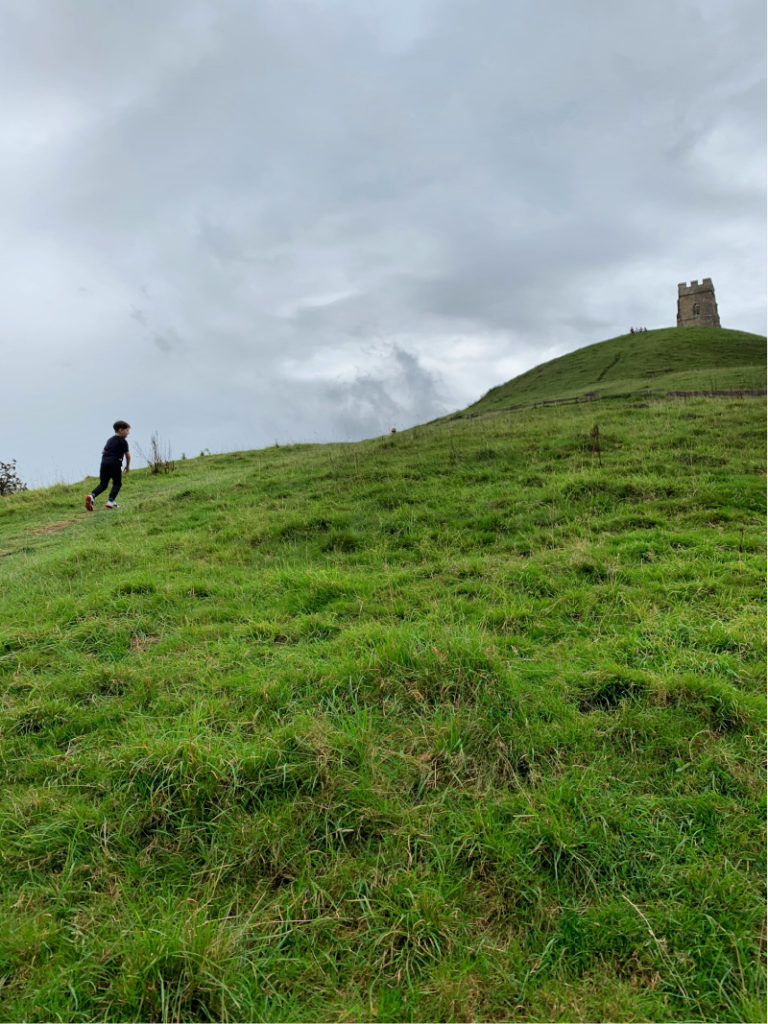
[677,278,721,327]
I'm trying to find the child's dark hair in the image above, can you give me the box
[113,420,131,432]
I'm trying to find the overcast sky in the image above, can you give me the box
[1,0,765,488]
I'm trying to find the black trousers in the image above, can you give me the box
[92,458,123,502]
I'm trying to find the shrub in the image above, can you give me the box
[0,459,27,496]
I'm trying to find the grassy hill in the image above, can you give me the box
[1,332,766,1022]
[468,326,766,411]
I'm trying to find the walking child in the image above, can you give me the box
[85,420,131,511]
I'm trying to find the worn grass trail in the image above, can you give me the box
[0,393,765,1022]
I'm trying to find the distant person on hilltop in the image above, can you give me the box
[85,420,131,511]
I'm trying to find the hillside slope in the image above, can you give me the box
[468,326,766,412]
[0,359,765,1020]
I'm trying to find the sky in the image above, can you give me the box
[1,0,765,488]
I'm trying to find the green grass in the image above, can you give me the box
[0,334,766,1021]
[469,327,766,410]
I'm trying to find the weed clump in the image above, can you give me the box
[136,432,175,474]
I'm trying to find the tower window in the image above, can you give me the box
[692,303,700,315]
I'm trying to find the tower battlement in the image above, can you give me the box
[677,278,714,296]
[677,278,720,327]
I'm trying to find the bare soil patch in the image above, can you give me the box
[34,521,72,535]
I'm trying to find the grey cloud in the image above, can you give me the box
[300,345,448,439]
[197,220,255,264]
[153,330,183,353]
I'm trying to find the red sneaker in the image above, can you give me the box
[85,494,94,512]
